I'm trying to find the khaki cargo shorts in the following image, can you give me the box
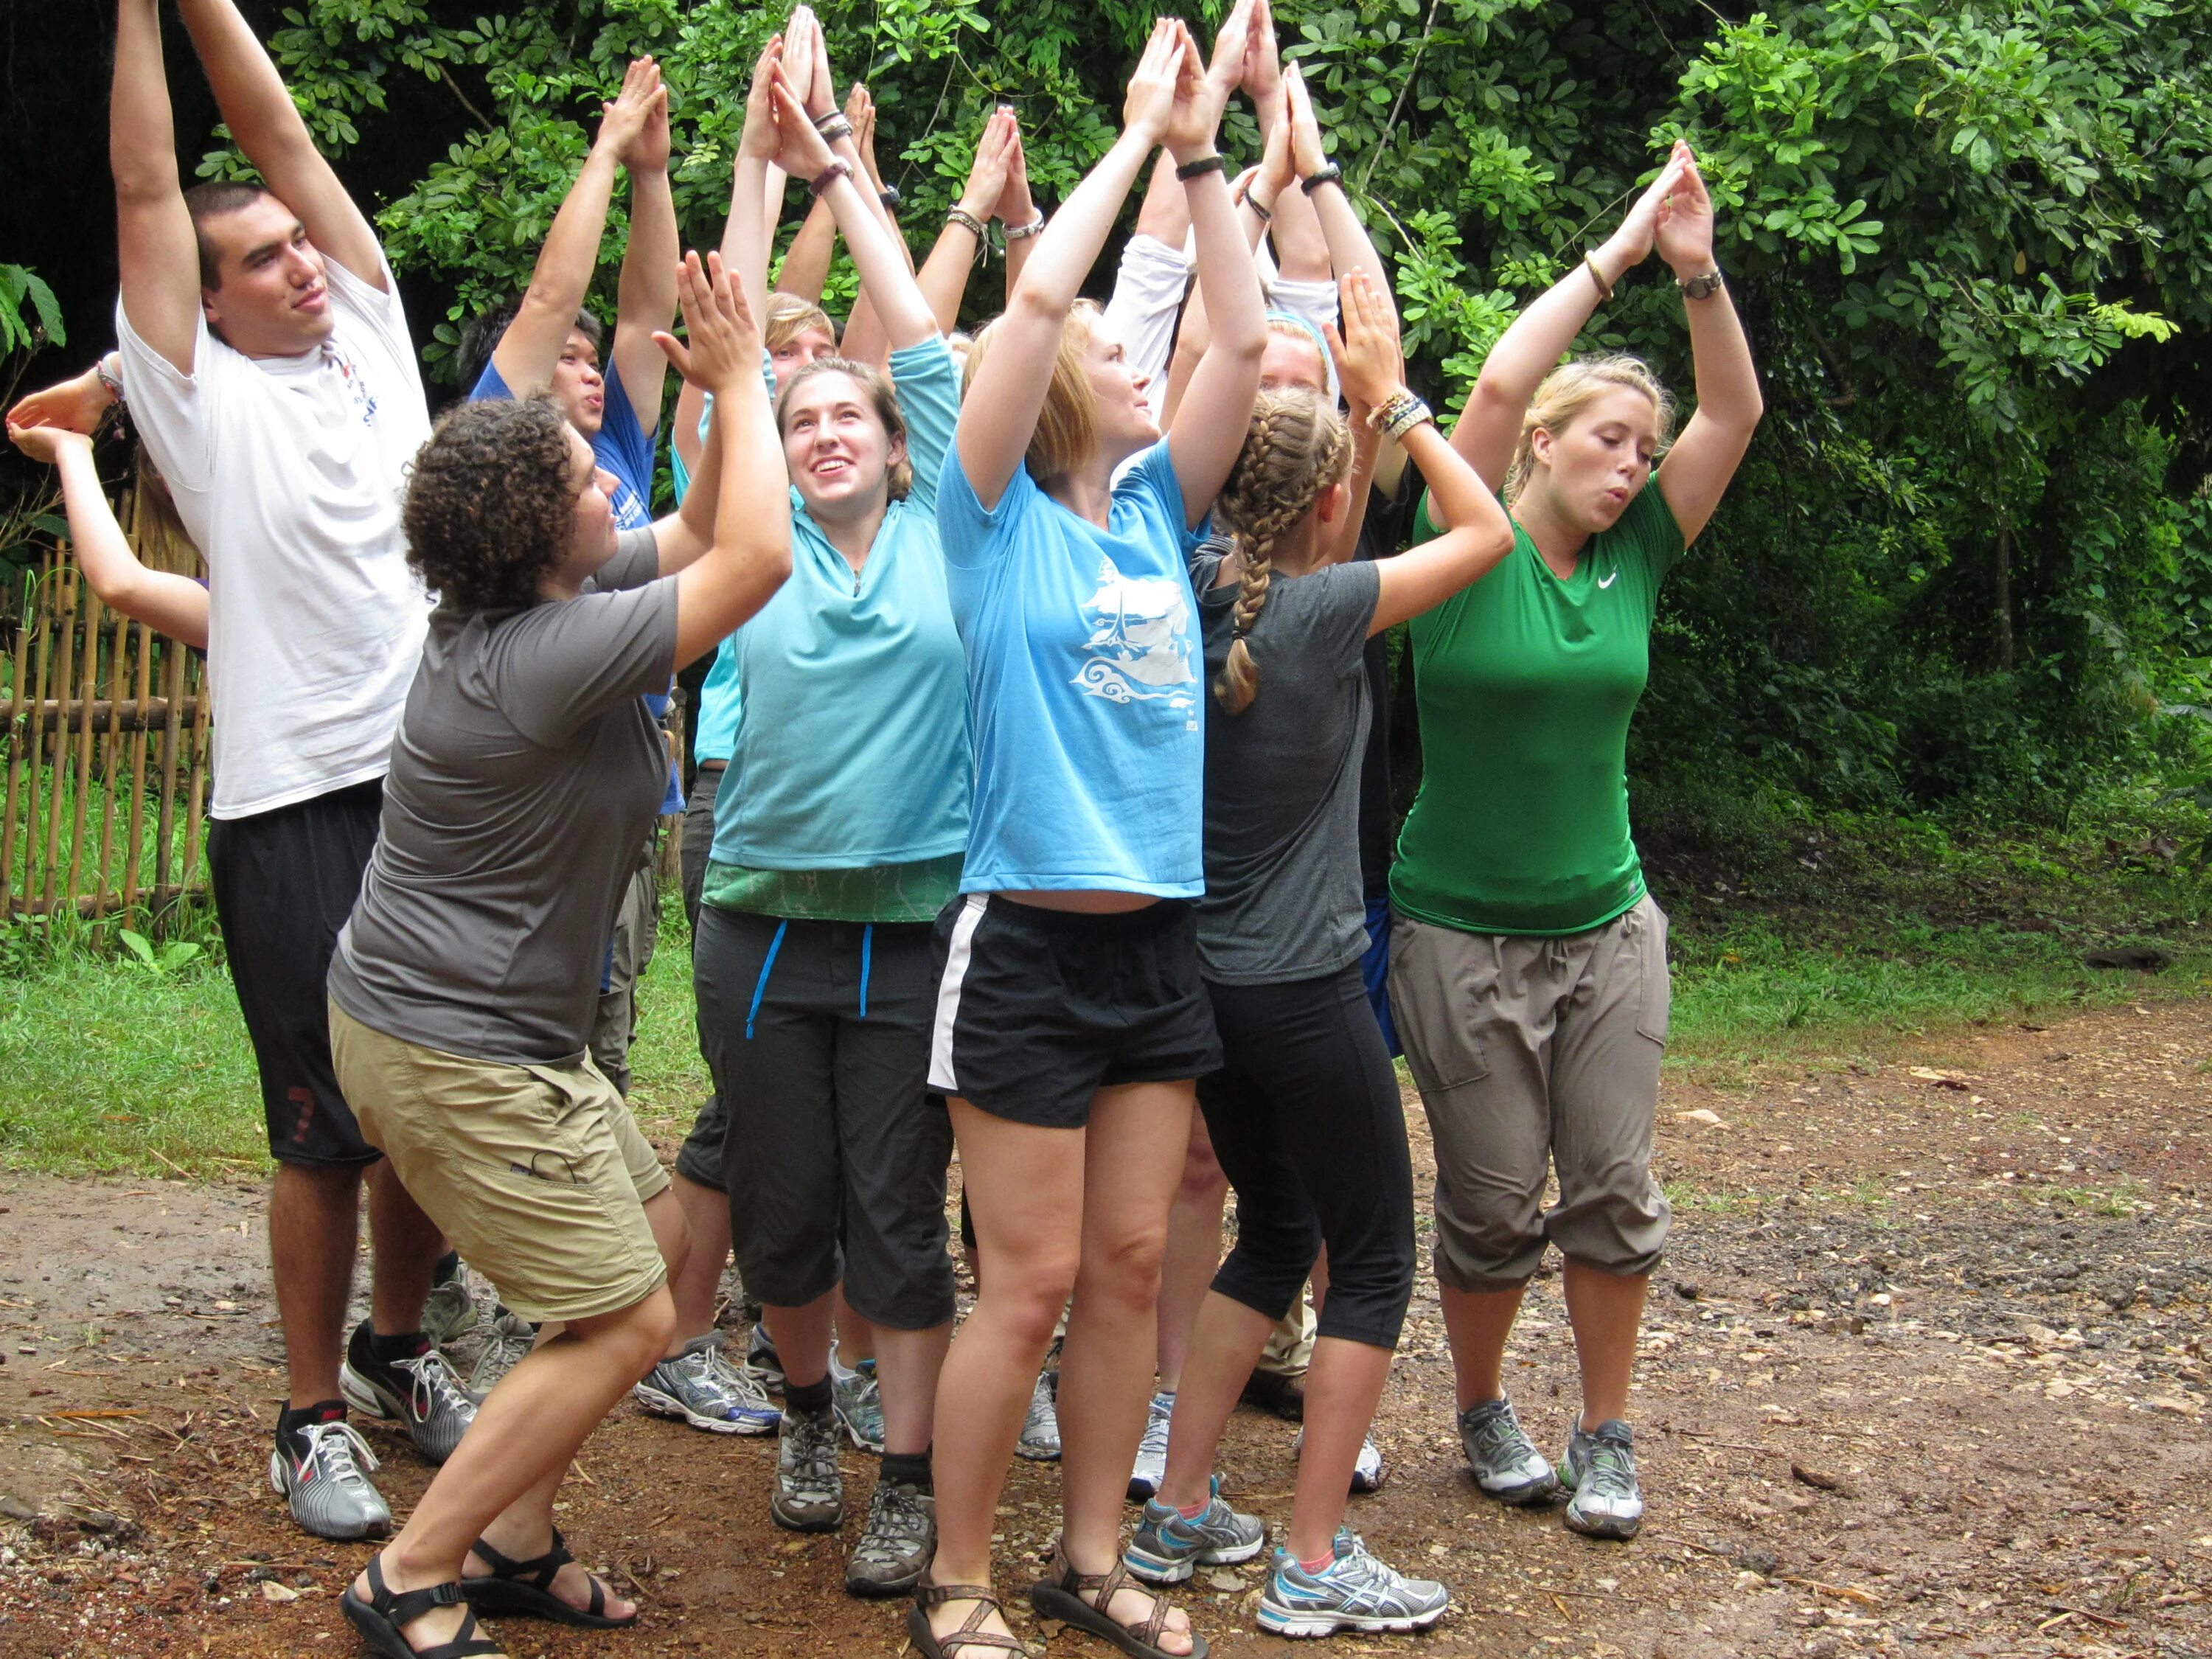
[1388,894,1672,1291]
[329,1001,671,1324]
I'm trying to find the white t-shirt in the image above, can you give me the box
[116,253,432,819]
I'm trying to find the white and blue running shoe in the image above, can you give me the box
[1257,1528,1449,1638]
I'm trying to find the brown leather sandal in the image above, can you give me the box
[908,1579,1029,1659]
[1029,1542,1208,1659]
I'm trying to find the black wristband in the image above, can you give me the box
[1300,161,1344,195]
[1175,153,1226,181]
[878,183,902,210]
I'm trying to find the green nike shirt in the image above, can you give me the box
[1390,481,1683,936]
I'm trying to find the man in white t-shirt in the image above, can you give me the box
[97,0,473,1542]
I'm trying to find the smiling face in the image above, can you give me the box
[1080,315,1158,465]
[550,329,608,438]
[779,367,905,524]
[197,196,333,359]
[1527,385,1663,535]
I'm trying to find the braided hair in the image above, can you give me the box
[1211,389,1353,715]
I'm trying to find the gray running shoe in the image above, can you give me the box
[832,1351,886,1454]
[844,1478,936,1597]
[420,1260,478,1348]
[1559,1419,1642,1540]
[268,1419,391,1543]
[1124,1475,1267,1585]
[1293,1427,1386,1495]
[1257,1527,1450,1638]
[1127,1388,1174,1502]
[772,1406,845,1532]
[1015,1369,1061,1462]
[467,1310,536,1396]
[1459,1397,1560,1506]
[747,1322,785,1393]
[340,1331,478,1465]
[635,1333,782,1434]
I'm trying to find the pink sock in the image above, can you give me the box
[1176,1498,1209,1520]
[1298,1550,1335,1574]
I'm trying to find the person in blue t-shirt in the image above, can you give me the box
[912,13,1266,1659]
[451,58,689,1127]
[681,41,969,1599]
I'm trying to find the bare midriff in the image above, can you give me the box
[998,888,1161,915]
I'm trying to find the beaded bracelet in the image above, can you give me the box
[1384,395,1435,442]
[946,206,987,238]
[1004,209,1048,241]
[1365,389,1421,433]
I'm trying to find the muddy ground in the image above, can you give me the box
[1,1000,2208,1659]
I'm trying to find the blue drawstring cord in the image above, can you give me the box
[858,924,873,1020]
[745,919,788,1040]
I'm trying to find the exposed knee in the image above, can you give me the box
[1177,1135,1227,1206]
[580,1289,678,1380]
[982,1252,1079,1350]
[1073,1226,1169,1315]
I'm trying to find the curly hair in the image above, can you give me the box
[403,399,579,611]
[1212,389,1352,716]
[776,357,914,501]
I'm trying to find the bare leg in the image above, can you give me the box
[767,1290,836,1391]
[643,1186,695,1361]
[1562,1260,1648,1427]
[1155,1113,1227,1393]
[351,1288,675,1652]
[665,1172,732,1343]
[1284,1338,1392,1562]
[833,1287,875,1367]
[1439,1281,1527,1411]
[365,1160,443,1338]
[1157,1290,1273,1512]
[269,1162,361,1408]
[873,1321,952,1458]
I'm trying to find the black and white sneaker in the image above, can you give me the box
[339,1322,478,1464]
[1460,1397,1560,1505]
[268,1416,391,1542]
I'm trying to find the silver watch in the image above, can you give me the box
[1677,268,1725,301]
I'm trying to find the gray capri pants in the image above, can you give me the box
[693,904,956,1329]
[1388,894,1672,1290]
[673,760,728,1191]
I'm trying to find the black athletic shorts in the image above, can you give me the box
[206,778,384,1167]
[926,894,1221,1130]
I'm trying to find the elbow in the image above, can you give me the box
[757,541,794,589]
[1006,282,1065,327]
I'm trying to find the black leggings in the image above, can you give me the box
[1198,963,1416,1351]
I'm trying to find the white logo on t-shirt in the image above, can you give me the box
[1071,557,1197,710]
[1596,568,1619,588]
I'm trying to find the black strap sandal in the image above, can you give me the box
[461,1527,638,1629]
[1029,1542,1209,1659]
[908,1579,1029,1659]
[340,1556,503,1659]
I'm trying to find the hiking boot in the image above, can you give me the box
[1459,1397,1560,1506]
[1258,1528,1450,1637]
[635,1333,781,1435]
[1127,1388,1173,1502]
[1015,1368,1061,1462]
[832,1349,886,1454]
[747,1321,785,1394]
[467,1310,536,1397]
[420,1257,477,1349]
[772,1405,844,1532]
[1560,1419,1643,1540]
[268,1417,391,1543]
[1292,1427,1386,1495]
[844,1478,936,1596]
[1124,1475,1267,1585]
[339,1323,477,1464]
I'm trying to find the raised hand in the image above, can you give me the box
[1242,0,1282,114]
[782,7,819,115]
[1121,18,1186,149]
[846,83,881,186]
[805,17,838,122]
[5,367,113,439]
[1163,18,1228,164]
[1254,91,1294,204]
[993,112,1036,227]
[625,71,672,173]
[1284,61,1327,178]
[770,70,838,181]
[7,420,95,467]
[958,108,1018,219]
[740,36,785,161]
[655,251,759,394]
[599,57,662,160]
[1610,147,1691,268]
[1324,267,1403,418]
[1653,140,1718,275]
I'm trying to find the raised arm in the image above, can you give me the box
[175,0,383,287]
[1648,145,1761,545]
[490,59,660,399]
[956,21,1186,510]
[1165,0,1270,529]
[917,111,1017,335]
[111,0,201,375]
[1282,64,1390,324]
[771,79,937,352]
[1323,270,1514,630]
[658,253,792,665]
[7,425,209,648]
[612,68,679,435]
[1440,151,1686,506]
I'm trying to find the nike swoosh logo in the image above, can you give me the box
[1597,570,1619,588]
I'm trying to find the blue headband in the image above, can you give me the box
[1265,307,1340,407]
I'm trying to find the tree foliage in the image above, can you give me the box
[157,0,2212,818]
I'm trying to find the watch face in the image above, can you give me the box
[1684,271,1724,299]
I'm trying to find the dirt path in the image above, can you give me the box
[1,1001,2208,1658]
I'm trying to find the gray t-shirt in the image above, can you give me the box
[1194,544,1380,984]
[329,529,678,1063]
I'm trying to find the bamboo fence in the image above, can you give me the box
[1,475,212,926]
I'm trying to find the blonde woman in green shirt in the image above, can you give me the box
[1388,140,1762,1542]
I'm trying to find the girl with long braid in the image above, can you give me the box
[1121,270,1516,1638]
[1391,141,1762,1541]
